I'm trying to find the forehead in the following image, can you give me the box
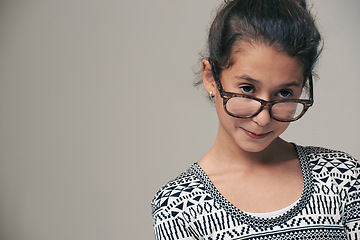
[223,43,304,85]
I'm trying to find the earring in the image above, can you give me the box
[209,91,214,99]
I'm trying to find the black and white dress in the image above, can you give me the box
[151,145,360,239]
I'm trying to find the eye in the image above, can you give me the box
[277,89,293,98]
[240,85,255,94]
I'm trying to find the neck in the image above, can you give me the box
[201,128,295,171]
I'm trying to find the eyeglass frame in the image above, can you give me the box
[209,59,314,122]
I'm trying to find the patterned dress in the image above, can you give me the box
[151,145,360,239]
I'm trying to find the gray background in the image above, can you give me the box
[0,0,359,239]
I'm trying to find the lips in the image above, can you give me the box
[242,128,272,139]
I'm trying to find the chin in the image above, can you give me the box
[240,143,269,153]
[236,138,276,153]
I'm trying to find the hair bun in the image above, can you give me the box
[295,0,307,8]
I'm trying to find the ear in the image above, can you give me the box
[201,59,217,96]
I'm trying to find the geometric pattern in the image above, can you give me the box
[152,144,360,240]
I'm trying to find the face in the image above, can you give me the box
[203,43,304,153]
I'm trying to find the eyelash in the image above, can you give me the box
[239,85,294,98]
[277,89,293,98]
[239,85,255,94]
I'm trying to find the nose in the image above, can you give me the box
[252,106,271,126]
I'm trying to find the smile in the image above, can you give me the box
[241,128,272,139]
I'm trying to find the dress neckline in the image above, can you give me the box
[243,197,300,218]
[190,144,314,228]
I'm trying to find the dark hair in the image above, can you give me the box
[196,0,322,86]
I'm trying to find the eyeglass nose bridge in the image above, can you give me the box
[251,98,275,118]
[222,95,276,119]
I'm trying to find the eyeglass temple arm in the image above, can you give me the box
[308,75,314,106]
[209,59,226,93]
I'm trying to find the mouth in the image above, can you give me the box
[241,128,272,139]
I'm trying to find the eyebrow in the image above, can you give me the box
[234,75,302,88]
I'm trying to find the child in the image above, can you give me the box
[151,0,360,239]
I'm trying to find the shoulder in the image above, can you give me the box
[151,164,206,215]
[300,145,358,168]
[299,145,359,187]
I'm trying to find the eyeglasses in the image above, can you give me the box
[210,60,314,122]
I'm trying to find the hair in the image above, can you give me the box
[195,0,322,87]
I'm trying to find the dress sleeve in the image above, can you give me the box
[152,208,193,240]
[344,158,360,239]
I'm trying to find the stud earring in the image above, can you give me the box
[209,91,214,99]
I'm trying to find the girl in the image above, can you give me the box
[152,0,360,239]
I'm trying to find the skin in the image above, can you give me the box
[199,43,304,213]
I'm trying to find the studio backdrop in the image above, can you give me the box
[0,0,359,239]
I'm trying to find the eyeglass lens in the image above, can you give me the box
[226,97,305,121]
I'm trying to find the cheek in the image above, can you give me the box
[214,93,223,114]
[215,97,244,129]
[215,97,230,120]
[215,100,225,120]
[215,98,231,123]
[276,122,291,134]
